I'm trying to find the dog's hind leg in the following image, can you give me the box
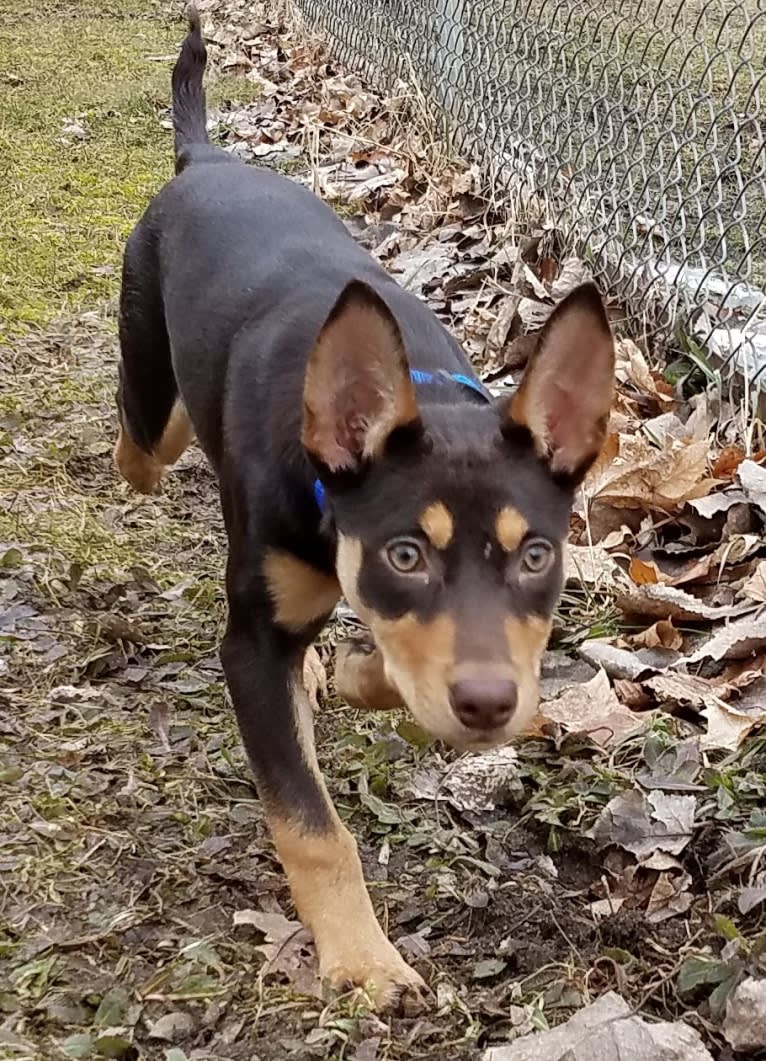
[114,231,193,494]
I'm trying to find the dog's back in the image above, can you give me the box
[127,28,472,473]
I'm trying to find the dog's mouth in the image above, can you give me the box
[408,704,536,750]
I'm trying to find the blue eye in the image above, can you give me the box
[385,539,424,573]
[521,539,554,574]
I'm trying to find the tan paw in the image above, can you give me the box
[335,638,403,712]
[321,941,428,1013]
[113,428,163,495]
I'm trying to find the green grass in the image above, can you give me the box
[0,1,254,576]
[0,0,255,339]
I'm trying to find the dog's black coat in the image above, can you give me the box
[116,11,615,1006]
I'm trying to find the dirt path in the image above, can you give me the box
[1,3,765,1060]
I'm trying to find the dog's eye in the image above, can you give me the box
[385,539,425,574]
[521,539,554,574]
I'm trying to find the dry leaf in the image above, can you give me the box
[352,1037,382,1061]
[566,544,620,585]
[631,619,683,651]
[539,670,645,746]
[636,738,702,791]
[742,561,766,603]
[702,689,766,751]
[737,458,766,517]
[687,488,748,518]
[615,583,757,622]
[578,640,667,682]
[589,435,716,511]
[581,431,621,497]
[642,412,688,445]
[713,655,766,689]
[483,991,713,1061]
[233,909,320,995]
[485,293,521,355]
[615,338,675,410]
[148,702,172,752]
[685,394,714,441]
[517,296,553,331]
[441,748,521,812]
[629,553,716,588]
[684,612,766,663]
[714,532,762,565]
[643,673,718,710]
[549,257,592,300]
[723,977,766,1051]
[614,679,653,710]
[593,789,696,858]
[738,885,766,914]
[629,557,658,585]
[712,445,746,480]
[646,869,693,922]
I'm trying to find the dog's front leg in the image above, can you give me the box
[221,589,425,1010]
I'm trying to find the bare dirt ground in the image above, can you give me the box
[2,3,766,1059]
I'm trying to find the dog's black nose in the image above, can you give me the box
[449,677,517,731]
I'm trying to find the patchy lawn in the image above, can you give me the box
[1,2,765,1060]
[0,0,256,337]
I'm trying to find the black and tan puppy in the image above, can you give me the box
[114,11,615,1008]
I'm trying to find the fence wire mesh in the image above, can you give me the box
[294,0,766,385]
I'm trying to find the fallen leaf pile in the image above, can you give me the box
[549,451,766,754]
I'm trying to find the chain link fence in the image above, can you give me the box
[294,0,766,386]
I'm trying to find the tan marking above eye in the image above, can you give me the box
[262,549,340,632]
[495,506,529,552]
[419,501,454,550]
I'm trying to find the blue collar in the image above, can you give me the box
[313,368,490,512]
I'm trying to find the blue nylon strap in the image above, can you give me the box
[409,368,489,400]
[313,369,489,513]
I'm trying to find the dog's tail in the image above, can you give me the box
[172,7,209,167]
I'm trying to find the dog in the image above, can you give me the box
[114,10,615,1009]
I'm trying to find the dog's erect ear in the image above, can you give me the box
[302,281,419,473]
[509,283,614,483]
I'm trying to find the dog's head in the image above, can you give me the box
[302,281,614,749]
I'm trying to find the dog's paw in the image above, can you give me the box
[113,429,163,495]
[322,943,428,1013]
[335,638,403,712]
